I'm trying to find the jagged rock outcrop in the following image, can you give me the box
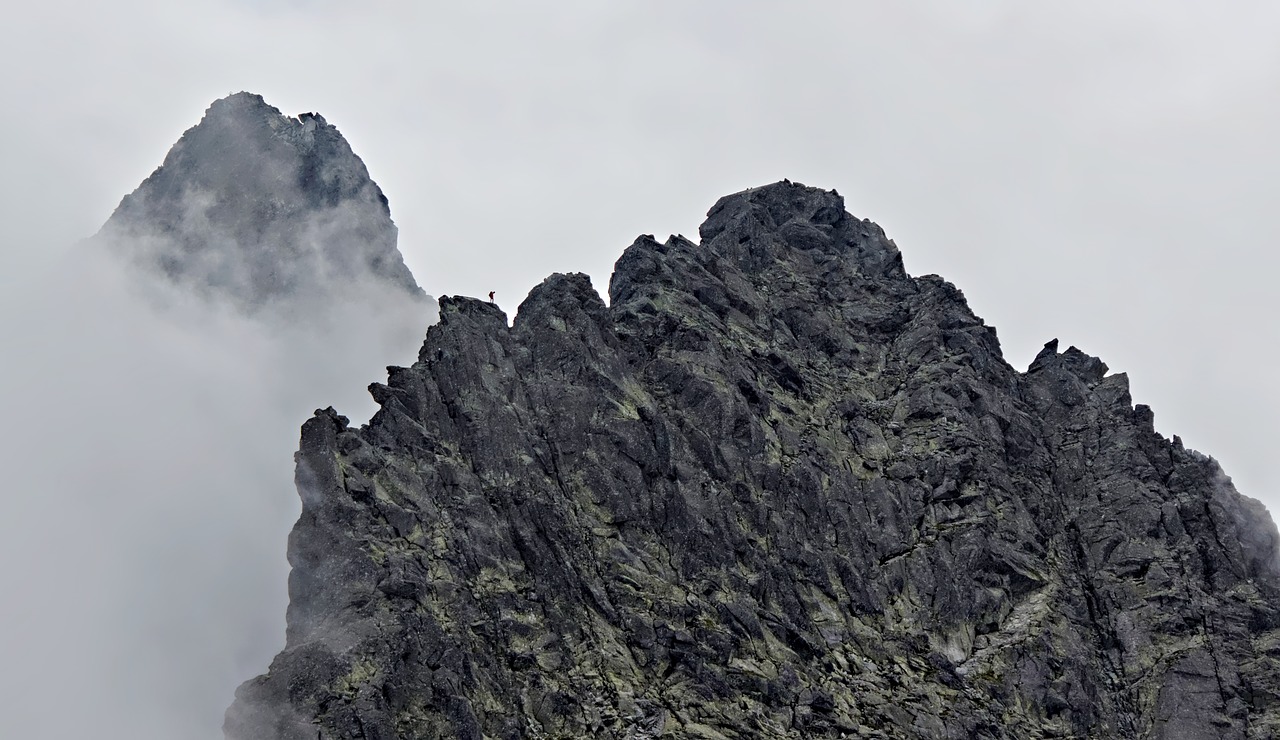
[227,181,1280,739]
[97,92,423,310]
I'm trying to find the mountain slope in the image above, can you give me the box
[96,91,422,310]
[227,181,1280,739]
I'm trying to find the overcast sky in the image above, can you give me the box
[2,2,1278,738]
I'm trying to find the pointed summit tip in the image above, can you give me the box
[212,90,270,107]
[693,180,903,278]
[699,180,844,241]
[96,92,424,309]
[1028,338,1060,372]
[203,91,279,121]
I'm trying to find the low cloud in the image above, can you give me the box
[0,234,433,738]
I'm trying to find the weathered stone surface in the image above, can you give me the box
[97,91,423,310]
[227,181,1280,738]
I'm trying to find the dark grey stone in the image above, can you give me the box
[227,181,1280,739]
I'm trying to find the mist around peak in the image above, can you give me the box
[0,94,435,740]
[96,91,424,314]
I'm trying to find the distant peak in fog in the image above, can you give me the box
[96,91,424,311]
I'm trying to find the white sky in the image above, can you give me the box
[2,2,1278,738]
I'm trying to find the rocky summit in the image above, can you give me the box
[97,92,422,310]
[226,181,1280,739]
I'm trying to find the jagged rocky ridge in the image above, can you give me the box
[228,181,1280,739]
[97,92,423,310]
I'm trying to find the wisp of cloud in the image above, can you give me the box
[0,207,433,738]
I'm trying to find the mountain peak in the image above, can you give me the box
[96,92,422,310]
[697,179,904,278]
[207,90,273,113]
[228,183,1280,739]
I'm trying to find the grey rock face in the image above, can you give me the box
[97,92,422,310]
[227,181,1280,738]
